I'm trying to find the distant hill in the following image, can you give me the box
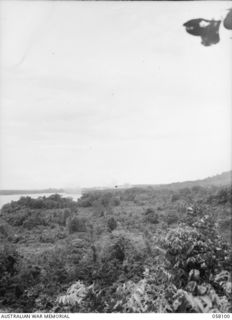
[164,171,231,189]
[134,171,232,190]
[195,171,232,186]
[82,171,232,194]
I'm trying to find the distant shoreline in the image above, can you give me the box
[0,189,65,196]
[0,170,231,195]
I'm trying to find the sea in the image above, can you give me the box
[0,193,82,209]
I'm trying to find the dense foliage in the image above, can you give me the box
[0,186,231,313]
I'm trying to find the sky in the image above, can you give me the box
[0,1,231,189]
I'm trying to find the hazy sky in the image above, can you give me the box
[0,1,231,189]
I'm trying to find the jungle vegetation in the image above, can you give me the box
[0,179,231,313]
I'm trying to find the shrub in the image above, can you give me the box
[77,198,92,208]
[107,217,117,232]
[38,247,69,287]
[1,195,78,213]
[113,279,148,312]
[100,192,113,207]
[215,187,232,205]
[144,208,159,224]
[22,214,47,229]
[2,209,30,227]
[92,201,105,217]
[207,186,232,205]
[46,208,72,226]
[68,217,87,233]
[0,223,10,238]
[112,196,121,206]
[163,208,232,301]
[172,286,231,313]
[171,193,180,202]
[39,232,56,243]
[77,192,100,207]
[0,244,23,305]
[164,210,179,226]
[56,281,89,311]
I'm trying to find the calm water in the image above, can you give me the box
[0,193,82,209]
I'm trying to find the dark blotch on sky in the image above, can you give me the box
[183,18,221,46]
[223,8,232,30]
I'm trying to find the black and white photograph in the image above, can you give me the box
[0,0,231,314]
